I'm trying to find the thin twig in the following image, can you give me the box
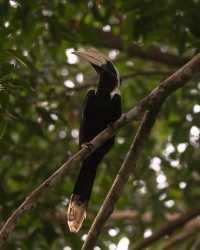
[159,230,195,250]
[158,217,200,250]
[71,20,190,66]
[66,69,170,92]
[81,28,190,66]
[191,235,200,250]
[51,209,140,227]
[129,207,200,250]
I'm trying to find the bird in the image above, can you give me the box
[67,48,122,233]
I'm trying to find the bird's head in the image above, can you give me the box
[73,48,120,94]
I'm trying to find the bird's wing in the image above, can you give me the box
[79,89,95,147]
[110,93,122,122]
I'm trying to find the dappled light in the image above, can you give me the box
[0,1,200,250]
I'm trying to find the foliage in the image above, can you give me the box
[0,0,200,249]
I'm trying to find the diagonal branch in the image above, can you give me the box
[70,21,190,66]
[82,108,161,250]
[92,29,190,66]
[192,235,200,250]
[1,53,200,246]
[130,207,200,250]
[158,217,200,250]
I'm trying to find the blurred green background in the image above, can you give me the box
[0,0,200,249]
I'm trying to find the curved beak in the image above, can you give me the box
[73,48,120,88]
[72,48,108,67]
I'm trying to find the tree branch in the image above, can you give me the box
[70,21,190,66]
[109,209,139,222]
[192,235,200,250]
[93,29,190,66]
[82,109,162,250]
[51,209,140,228]
[66,70,170,92]
[129,207,200,250]
[1,53,200,246]
[158,217,200,250]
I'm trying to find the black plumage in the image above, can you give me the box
[67,49,121,232]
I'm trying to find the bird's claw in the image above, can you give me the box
[121,113,127,122]
[81,142,93,152]
[107,122,115,131]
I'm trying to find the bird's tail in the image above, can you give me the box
[67,194,87,233]
[67,155,98,233]
[67,141,114,232]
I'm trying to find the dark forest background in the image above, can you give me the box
[0,0,200,249]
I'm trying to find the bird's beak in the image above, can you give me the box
[72,49,108,67]
[73,48,120,87]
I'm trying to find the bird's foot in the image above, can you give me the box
[81,142,93,152]
[107,122,115,131]
[67,194,87,233]
[121,113,127,122]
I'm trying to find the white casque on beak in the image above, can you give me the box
[73,48,120,89]
[72,48,108,66]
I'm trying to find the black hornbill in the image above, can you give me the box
[67,49,122,233]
